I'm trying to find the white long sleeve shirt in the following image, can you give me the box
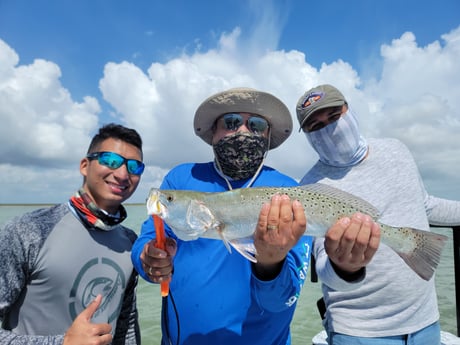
[301,138,460,337]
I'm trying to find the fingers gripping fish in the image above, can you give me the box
[146,183,448,281]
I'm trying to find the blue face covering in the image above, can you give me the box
[305,109,368,167]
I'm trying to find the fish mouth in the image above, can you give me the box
[146,189,166,217]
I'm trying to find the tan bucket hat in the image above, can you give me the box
[194,87,293,149]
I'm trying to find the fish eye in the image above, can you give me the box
[166,195,174,202]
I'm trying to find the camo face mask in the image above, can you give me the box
[213,132,268,180]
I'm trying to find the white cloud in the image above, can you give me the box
[99,25,460,200]
[0,40,100,166]
[1,24,459,203]
[363,27,460,197]
[0,39,101,203]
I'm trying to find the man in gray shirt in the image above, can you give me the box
[0,123,143,344]
[296,84,460,345]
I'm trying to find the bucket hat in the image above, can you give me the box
[194,87,292,149]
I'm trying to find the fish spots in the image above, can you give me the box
[147,185,447,280]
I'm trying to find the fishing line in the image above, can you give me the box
[161,290,180,345]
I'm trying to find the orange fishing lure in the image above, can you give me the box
[153,215,170,297]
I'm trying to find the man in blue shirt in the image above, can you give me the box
[131,87,378,344]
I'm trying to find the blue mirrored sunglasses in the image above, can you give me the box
[86,151,145,175]
[219,113,269,134]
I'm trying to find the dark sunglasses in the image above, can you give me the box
[86,151,145,175]
[218,113,269,134]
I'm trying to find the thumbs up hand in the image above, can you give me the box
[63,294,113,345]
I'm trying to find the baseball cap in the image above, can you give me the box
[296,84,346,130]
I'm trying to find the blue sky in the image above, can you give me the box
[3,0,460,103]
[0,0,459,203]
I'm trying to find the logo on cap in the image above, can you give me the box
[301,92,324,109]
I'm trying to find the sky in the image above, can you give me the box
[0,0,459,204]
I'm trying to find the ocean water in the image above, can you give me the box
[1,204,457,344]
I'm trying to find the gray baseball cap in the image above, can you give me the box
[296,84,346,130]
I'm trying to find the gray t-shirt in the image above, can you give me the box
[0,202,139,344]
[301,138,460,337]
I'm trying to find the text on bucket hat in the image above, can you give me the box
[296,84,346,130]
[194,87,292,149]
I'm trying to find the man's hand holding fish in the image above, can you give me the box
[253,194,307,280]
[141,236,177,284]
[323,213,381,280]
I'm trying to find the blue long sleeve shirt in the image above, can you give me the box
[131,162,313,345]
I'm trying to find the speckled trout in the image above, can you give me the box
[146,183,448,281]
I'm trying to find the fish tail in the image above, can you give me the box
[394,228,448,281]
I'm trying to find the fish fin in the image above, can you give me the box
[229,238,257,263]
[215,225,256,262]
[392,228,448,281]
[218,230,233,254]
[186,199,215,233]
